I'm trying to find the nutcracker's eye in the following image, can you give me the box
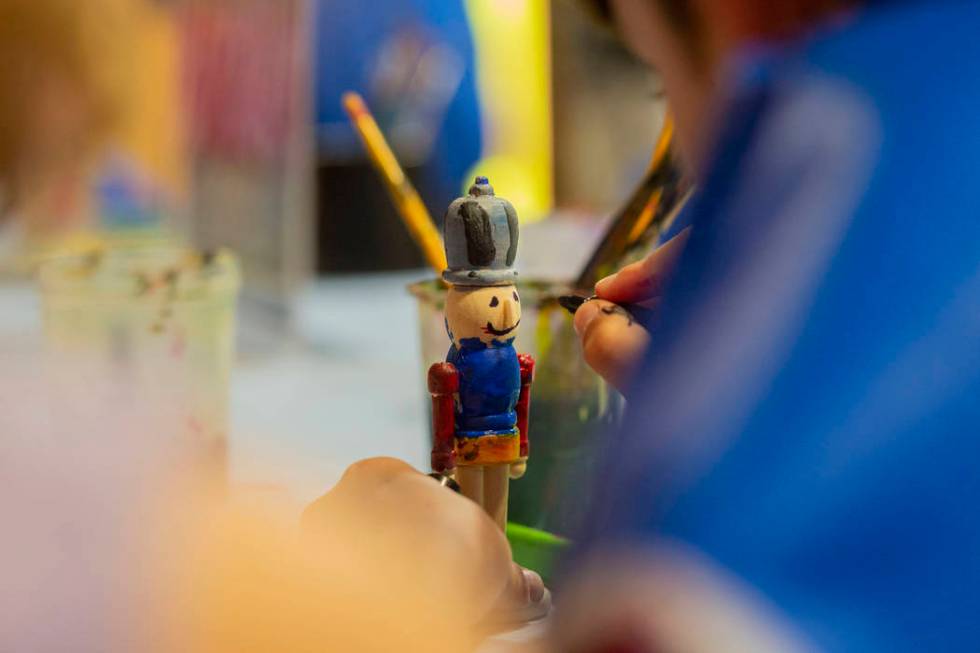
[489,296,499,307]
[513,291,519,303]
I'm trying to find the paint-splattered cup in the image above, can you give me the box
[38,246,240,481]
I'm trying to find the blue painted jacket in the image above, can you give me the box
[447,337,520,437]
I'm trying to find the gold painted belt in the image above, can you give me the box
[455,431,520,466]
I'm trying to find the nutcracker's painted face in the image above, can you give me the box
[446,284,522,346]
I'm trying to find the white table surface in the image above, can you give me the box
[231,270,433,504]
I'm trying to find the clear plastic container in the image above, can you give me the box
[38,246,240,480]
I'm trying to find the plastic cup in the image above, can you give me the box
[38,246,240,480]
[409,278,624,537]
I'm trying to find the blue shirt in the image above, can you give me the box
[573,1,980,650]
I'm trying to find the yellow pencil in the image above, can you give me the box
[342,92,448,273]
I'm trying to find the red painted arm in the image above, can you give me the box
[428,362,458,473]
[517,354,535,459]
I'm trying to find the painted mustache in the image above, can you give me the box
[483,319,520,337]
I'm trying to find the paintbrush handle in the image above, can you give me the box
[573,116,682,291]
[342,92,448,273]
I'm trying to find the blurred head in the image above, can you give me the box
[592,0,858,170]
[0,0,133,209]
[445,284,522,346]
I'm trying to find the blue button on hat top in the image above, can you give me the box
[442,176,520,287]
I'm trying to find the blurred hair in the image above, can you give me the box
[577,0,700,38]
[0,0,134,207]
[577,0,615,28]
[577,0,863,67]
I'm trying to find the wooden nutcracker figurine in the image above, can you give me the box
[428,176,534,531]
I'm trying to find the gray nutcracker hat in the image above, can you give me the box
[442,176,519,287]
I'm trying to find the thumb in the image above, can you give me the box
[483,563,549,629]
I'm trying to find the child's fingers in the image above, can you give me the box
[574,299,651,393]
[594,227,691,304]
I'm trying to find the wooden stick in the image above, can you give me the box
[482,465,510,532]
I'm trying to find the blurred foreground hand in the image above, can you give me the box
[302,458,546,627]
[574,229,690,393]
[181,457,543,653]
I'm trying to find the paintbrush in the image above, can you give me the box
[557,294,657,325]
[572,115,688,291]
[342,91,448,273]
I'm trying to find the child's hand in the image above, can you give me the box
[574,229,690,393]
[302,457,546,626]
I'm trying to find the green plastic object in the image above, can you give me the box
[506,522,570,584]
